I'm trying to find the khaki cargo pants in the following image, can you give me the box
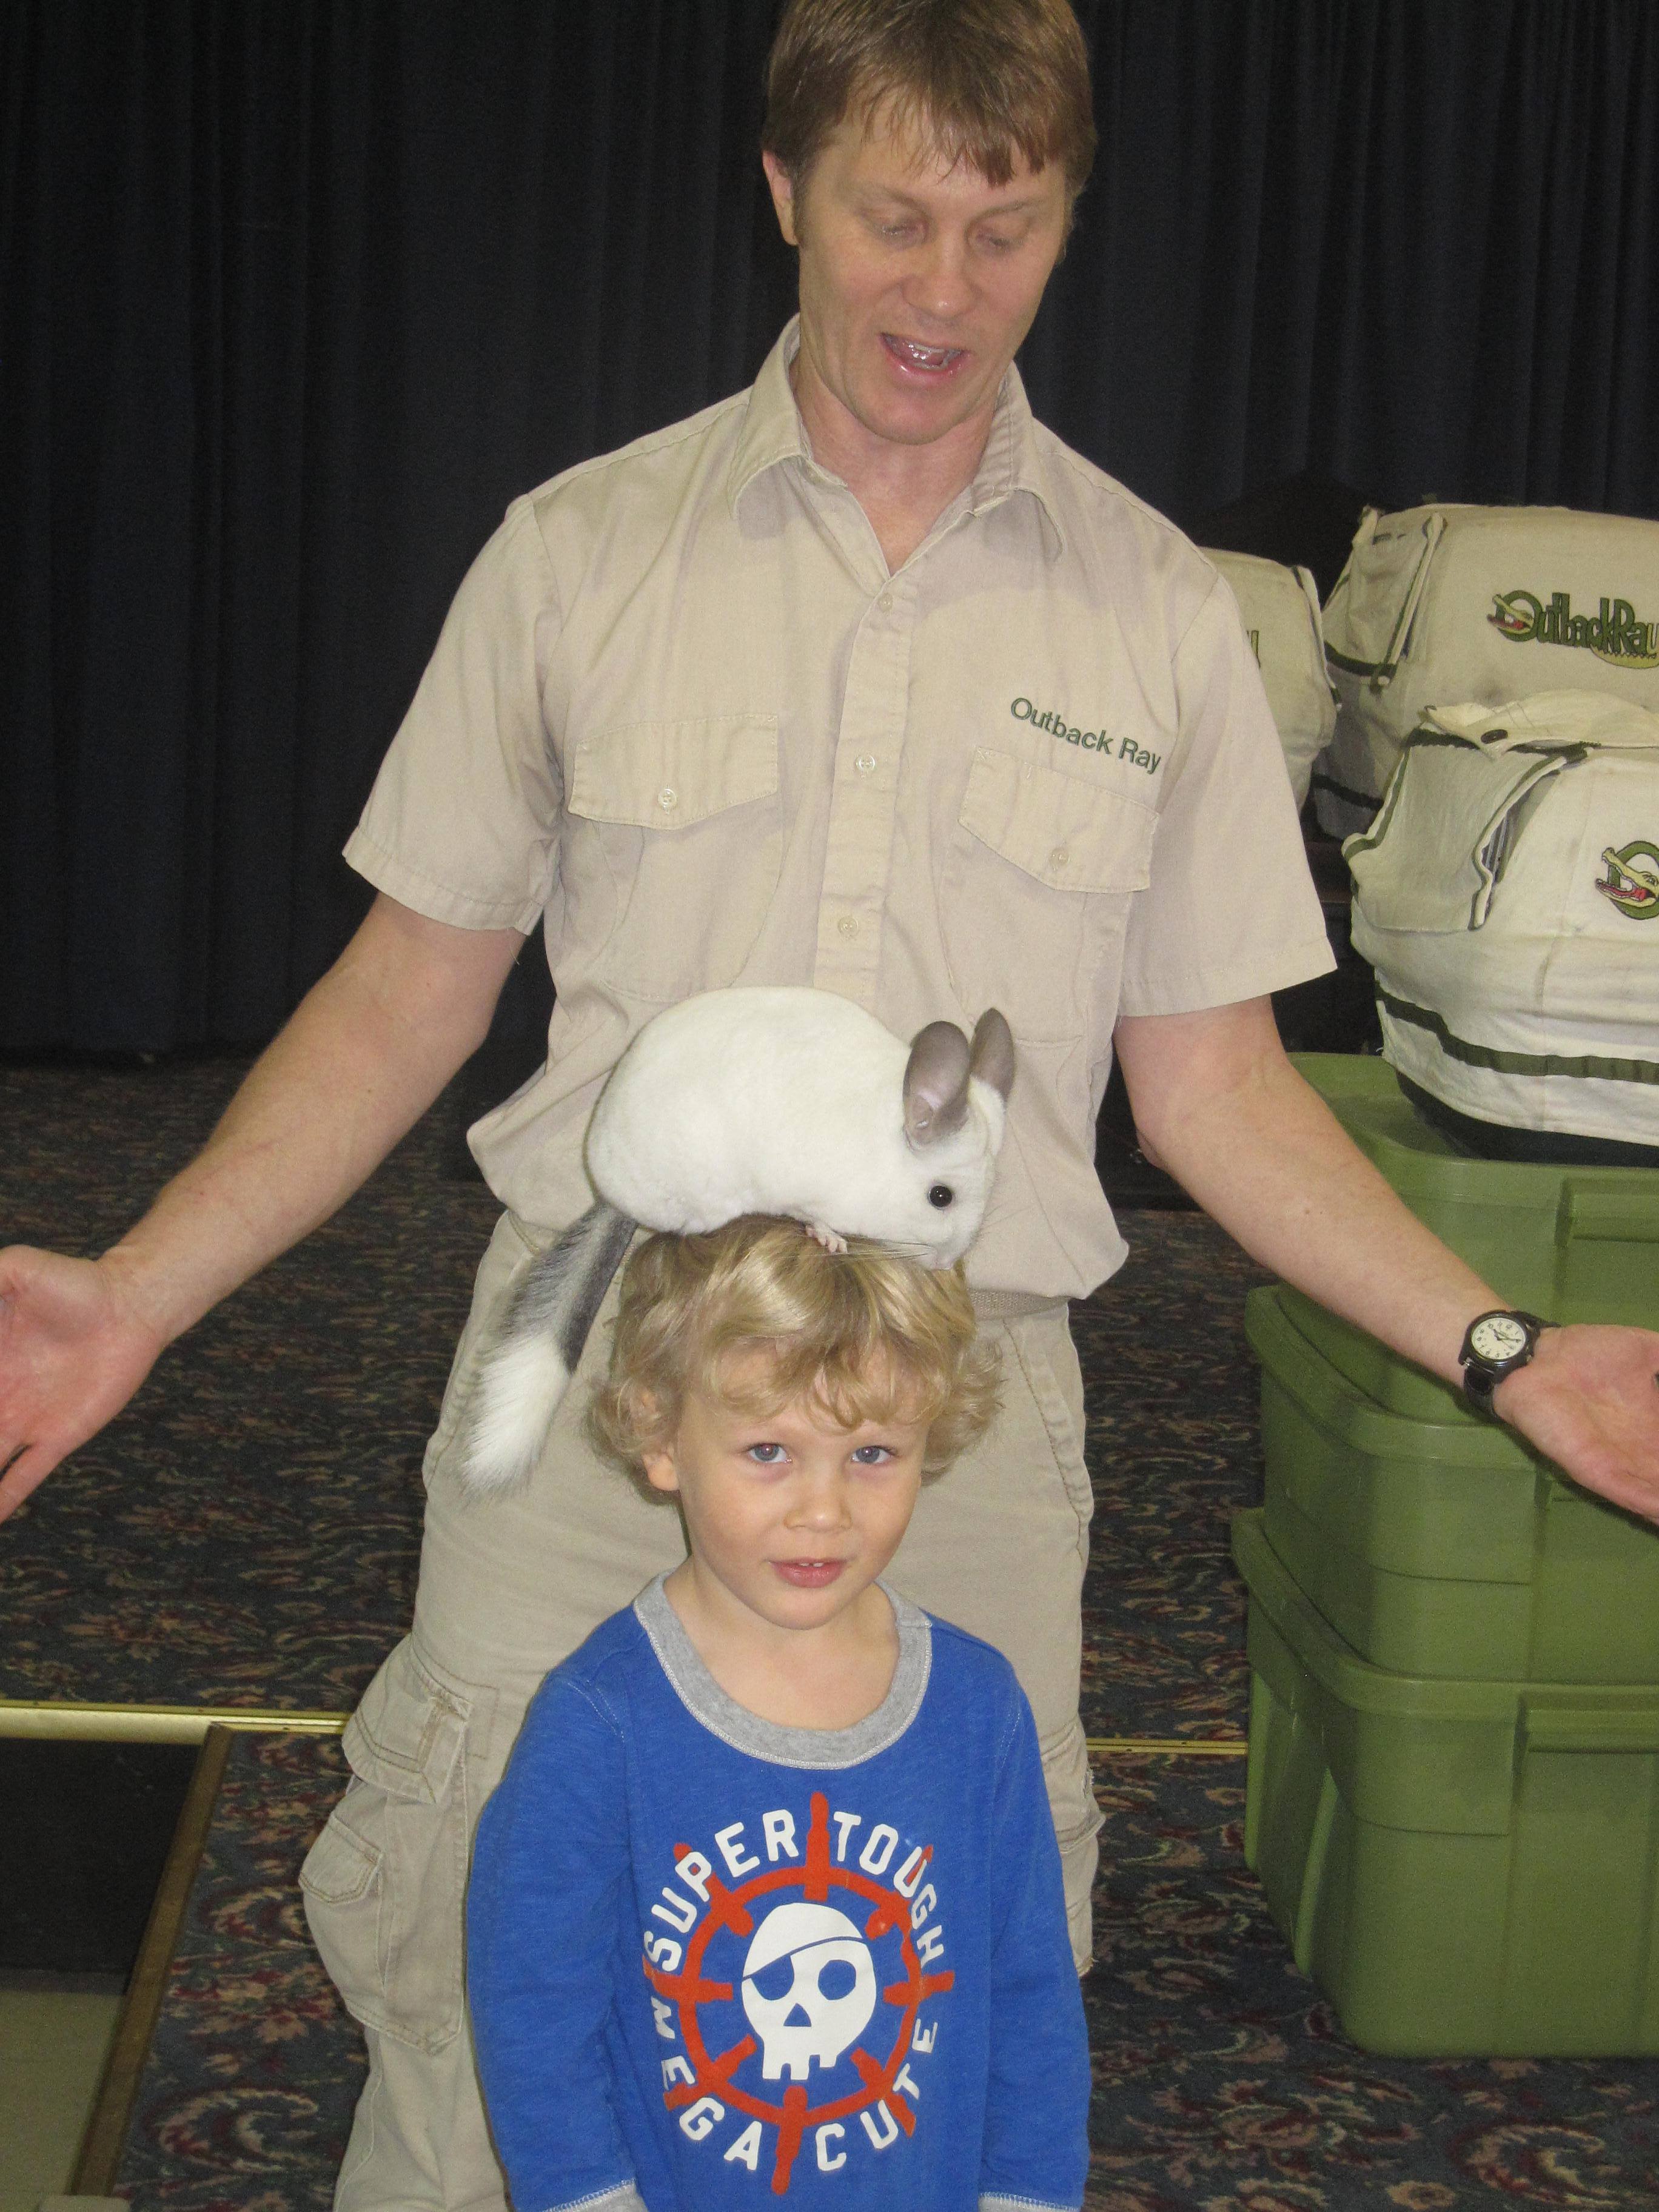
[300,1211,1102,2211]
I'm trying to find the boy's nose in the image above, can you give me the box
[784,1478,851,1530]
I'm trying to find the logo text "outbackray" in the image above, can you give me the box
[1010,697,1161,773]
[1489,591,1659,669]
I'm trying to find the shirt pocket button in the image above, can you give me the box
[657,787,679,811]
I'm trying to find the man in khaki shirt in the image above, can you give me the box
[5,4,1659,2207]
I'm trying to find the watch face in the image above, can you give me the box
[1470,1314,1530,1364]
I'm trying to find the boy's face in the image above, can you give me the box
[642,1359,928,1637]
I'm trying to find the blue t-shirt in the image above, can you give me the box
[467,1577,1090,2212]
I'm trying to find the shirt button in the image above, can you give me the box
[1050,845,1070,869]
[855,754,877,774]
[877,591,894,613]
[837,916,859,939]
[657,787,679,811]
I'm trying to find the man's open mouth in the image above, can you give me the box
[883,334,965,372]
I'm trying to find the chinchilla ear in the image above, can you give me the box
[969,1008,1015,1102]
[903,1021,973,1147]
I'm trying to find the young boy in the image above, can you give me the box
[466,1216,1092,2211]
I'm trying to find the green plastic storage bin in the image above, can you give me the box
[1286,1053,1659,1419]
[1247,1284,1659,1681]
[1233,1507,1659,2056]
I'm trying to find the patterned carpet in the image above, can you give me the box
[0,1053,1263,1741]
[0,1053,491,1713]
[108,1732,1659,2210]
[4,1056,1656,2207]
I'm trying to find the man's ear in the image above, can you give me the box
[761,150,801,248]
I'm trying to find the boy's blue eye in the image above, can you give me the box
[746,1443,787,1464]
[851,1445,893,1465]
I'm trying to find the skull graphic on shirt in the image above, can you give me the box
[740,1901,877,2080]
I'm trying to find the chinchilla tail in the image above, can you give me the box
[461,1201,637,1495]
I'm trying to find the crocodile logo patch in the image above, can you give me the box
[1596,841,1659,919]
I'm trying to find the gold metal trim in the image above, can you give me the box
[1087,1737,1247,1757]
[0,1698,347,1742]
[0,1701,1242,1757]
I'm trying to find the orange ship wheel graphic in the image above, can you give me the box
[644,1790,954,2195]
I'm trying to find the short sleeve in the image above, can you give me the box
[1116,575,1334,1017]
[344,495,566,934]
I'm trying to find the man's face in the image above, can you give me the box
[763,107,1070,468]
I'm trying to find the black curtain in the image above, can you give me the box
[5,0,1657,1054]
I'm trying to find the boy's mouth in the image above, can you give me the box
[773,1558,847,1588]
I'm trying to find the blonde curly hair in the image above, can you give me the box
[587,1215,1000,1479]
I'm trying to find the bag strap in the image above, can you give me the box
[1372,511,1447,688]
[1467,749,1574,927]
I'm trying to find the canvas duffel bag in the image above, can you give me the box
[1347,691,1659,1151]
[1317,503,1659,837]
[1205,549,1336,807]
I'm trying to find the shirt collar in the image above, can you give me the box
[726,318,813,508]
[728,315,1067,560]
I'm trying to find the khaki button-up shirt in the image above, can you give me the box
[347,323,1332,1297]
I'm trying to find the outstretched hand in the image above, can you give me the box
[0,1245,167,1523]
[1495,1322,1659,1526]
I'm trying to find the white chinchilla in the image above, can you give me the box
[462,987,1016,1495]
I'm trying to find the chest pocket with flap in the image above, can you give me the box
[942,745,1156,1043]
[563,715,783,1001]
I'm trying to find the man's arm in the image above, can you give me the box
[0,892,526,1520]
[1114,996,1659,1525]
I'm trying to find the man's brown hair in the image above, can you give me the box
[762,0,1096,203]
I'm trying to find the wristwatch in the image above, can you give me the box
[1458,1309,1552,1415]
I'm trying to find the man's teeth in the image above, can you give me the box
[894,338,959,368]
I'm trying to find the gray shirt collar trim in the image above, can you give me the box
[632,1573,932,1769]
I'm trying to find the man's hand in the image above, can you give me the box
[0,894,525,1527]
[1115,997,1659,1528]
[0,1245,168,1521]
[1495,1324,1659,1525]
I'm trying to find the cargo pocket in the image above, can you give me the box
[940,747,1155,1042]
[1008,1313,1094,1550]
[300,1640,485,2053]
[565,715,783,1000]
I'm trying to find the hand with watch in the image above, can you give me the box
[1450,1304,1659,1525]
[1458,1309,1553,1416]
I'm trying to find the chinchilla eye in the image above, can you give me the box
[928,1184,953,1208]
